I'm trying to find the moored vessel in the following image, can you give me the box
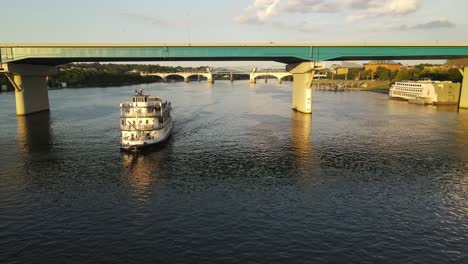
[389,80,461,105]
[120,89,173,151]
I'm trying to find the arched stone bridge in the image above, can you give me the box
[141,68,293,84]
[141,71,214,83]
[248,69,292,84]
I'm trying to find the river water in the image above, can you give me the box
[0,81,467,263]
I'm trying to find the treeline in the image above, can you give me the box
[47,63,210,88]
[58,62,209,73]
[333,64,463,83]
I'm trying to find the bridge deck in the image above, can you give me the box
[2,43,468,65]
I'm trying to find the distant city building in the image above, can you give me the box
[364,60,403,72]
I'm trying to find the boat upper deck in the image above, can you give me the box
[120,89,171,109]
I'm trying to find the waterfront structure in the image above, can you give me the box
[2,43,468,115]
[389,80,461,105]
[120,90,173,150]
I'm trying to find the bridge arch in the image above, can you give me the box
[163,73,187,82]
[186,73,213,83]
[142,72,213,83]
[250,72,293,84]
[254,74,281,81]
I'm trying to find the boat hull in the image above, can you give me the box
[121,120,173,151]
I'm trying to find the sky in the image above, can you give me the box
[2,0,467,66]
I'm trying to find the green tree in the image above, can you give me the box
[394,69,411,81]
[375,67,391,81]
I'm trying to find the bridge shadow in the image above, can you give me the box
[456,109,468,166]
[16,111,53,154]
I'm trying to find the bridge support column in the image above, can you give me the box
[3,63,57,116]
[206,73,214,83]
[459,67,468,109]
[249,68,257,84]
[249,74,256,84]
[184,77,189,83]
[287,62,315,114]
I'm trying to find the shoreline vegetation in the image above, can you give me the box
[1,62,463,90]
[47,63,211,88]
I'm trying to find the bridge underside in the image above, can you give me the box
[11,57,308,66]
[10,55,468,66]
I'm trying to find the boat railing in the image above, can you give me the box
[120,123,163,130]
[120,111,161,117]
[121,136,157,142]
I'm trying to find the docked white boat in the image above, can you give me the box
[120,89,173,151]
[389,80,461,105]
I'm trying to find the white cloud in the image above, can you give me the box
[348,0,420,21]
[283,0,342,13]
[234,0,421,24]
[234,0,281,24]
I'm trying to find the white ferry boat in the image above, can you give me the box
[389,80,461,105]
[120,89,173,151]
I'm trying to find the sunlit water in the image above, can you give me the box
[0,81,467,263]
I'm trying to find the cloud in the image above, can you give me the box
[399,19,456,30]
[121,12,167,26]
[283,0,342,13]
[234,0,421,24]
[234,0,281,24]
[347,0,420,21]
[235,0,342,24]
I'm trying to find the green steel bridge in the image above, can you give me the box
[1,43,468,115]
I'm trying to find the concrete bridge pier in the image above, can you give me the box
[459,67,468,108]
[3,63,57,115]
[287,62,315,114]
[249,75,256,84]
[249,68,256,84]
[206,74,214,84]
[184,77,189,83]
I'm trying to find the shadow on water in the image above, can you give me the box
[456,109,468,166]
[16,111,53,154]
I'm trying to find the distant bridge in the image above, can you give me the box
[141,67,294,84]
[141,70,214,83]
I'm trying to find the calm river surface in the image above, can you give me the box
[0,81,467,263]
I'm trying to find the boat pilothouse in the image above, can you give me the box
[389,80,461,105]
[120,89,173,150]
